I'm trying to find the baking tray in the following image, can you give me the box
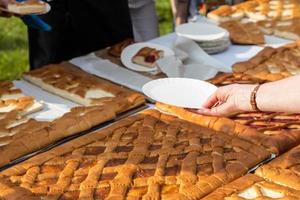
[0,103,149,172]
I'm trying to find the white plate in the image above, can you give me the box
[143,78,217,109]
[176,22,229,42]
[121,43,175,72]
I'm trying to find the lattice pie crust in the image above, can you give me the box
[0,110,270,199]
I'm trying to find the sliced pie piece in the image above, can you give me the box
[7,0,50,15]
[132,47,164,68]
[22,62,145,113]
[202,174,300,200]
[0,81,43,116]
[220,20,265,45]
[0,109,270,199]
[108,38,134,57]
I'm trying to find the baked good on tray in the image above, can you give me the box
[202,173,300,199]
[7,0,50,15]
[108,38,134,57]
[0,105,115,168]
[257,18,300,40]
[132,47,164,68]
[255,144,300,191]
[22,62,145,113]
[233,41,300,81]
[0,110,270,200]
[208,73,267,87]
[0,81,42,116]
[208,0,300,22]
[220,21,265,45]
[156,102,300,154]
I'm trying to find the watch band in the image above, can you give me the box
[250,84,261,112]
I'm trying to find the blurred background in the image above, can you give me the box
[0,1,177,80]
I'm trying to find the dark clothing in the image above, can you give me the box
[28,0,133,69]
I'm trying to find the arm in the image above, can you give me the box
[195,75,300,116]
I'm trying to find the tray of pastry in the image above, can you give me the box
[94,39,168,80]
[0,103,149,172]
[0,109,272,199]
[0,63,148,169]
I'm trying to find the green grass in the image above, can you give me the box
[0,0,173,81]
[0,17,29,80]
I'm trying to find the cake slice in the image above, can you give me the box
[7,0,50,15]
[132,47,164,68]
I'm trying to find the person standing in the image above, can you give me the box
[1,0,134,69]
[170,0,190,26]
[128,0,159,42]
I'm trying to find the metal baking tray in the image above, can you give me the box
[0,103,149,172]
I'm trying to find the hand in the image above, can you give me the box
[191,84,257,116]
[0,0,13,17]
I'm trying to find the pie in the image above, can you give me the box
[107,38,134,58]
[208,73,267,87]
[0,105,115,168]
[208,0,300,22]
[132,47,164,68]
[208,0,300,40]
[7,0,50,15]
[232,41,300,81]
[220,21,265,45]
[231,111,300,154]
[202,173,300,199]
[156,102,300,154]
[257,18,300,40]
[0,81,43,116]
[22,62,145,113]
[255,144,300,191]
[0,109,270,199]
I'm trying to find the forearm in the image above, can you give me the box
[256,75,300,113]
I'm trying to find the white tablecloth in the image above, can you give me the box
[150,33,291,71]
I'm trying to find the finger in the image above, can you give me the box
[207,102,237,116]
[202,93,219,109]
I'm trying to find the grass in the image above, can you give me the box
[0,0,173,81]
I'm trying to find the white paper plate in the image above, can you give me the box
[121,43,175,72]
[176,22,229,42]
[143,78,217,109]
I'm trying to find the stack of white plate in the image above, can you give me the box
[176,22,230,54]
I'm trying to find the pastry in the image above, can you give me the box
[255,144,300,191]
[156,102,300,154]
[208,73,267,86]
[22,62,145,113]
[257,18,300,40]
[0,110,270,199]
[0,81,43,116]
[232,41,300,81]
[202,173,300,199]
[208,0,300,40]
[108,38,134,57]
[7,0,50,15]
[0,105,116,168]
[220,21,265,45]
[132,47,164,68]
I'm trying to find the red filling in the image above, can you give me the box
[145,55,156,63]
